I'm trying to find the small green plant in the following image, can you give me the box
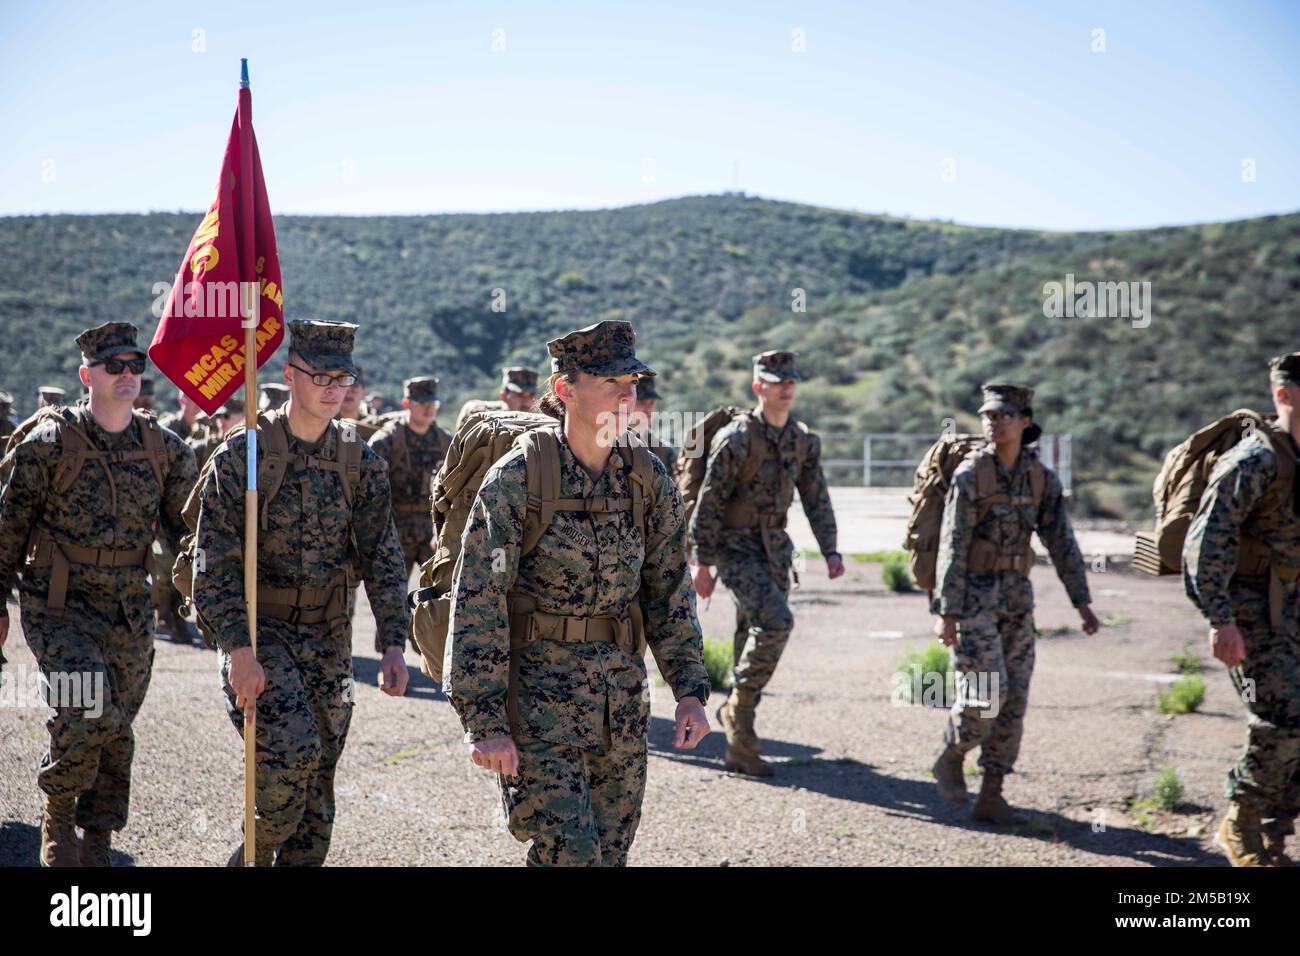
[1170,648,1203,674]
[894,642,953,706]
[1103,613,1130,627]
[881,553,914,592]
[853,550,909,563]
[1158,675,1205,715]
[702,637,734,691]
[1152,767,1184,811]
[1034,623,1071,637]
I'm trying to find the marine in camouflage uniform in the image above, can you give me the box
[0,322,196,866]
[259,382,289,412]
[689,350,840,776]
[454,366,541,432]
[368,376,452,574]
[1184,353,1300,866]
[633,374,678,474]
[338,366,382,442]
[445,320,711,866]
[930,383,1096,823]
[192,320,410,866]
[37,385,67,409]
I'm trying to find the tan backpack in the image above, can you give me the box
[172,410,364,645]
[904,435,1046,593]
[674,406,812,530]
[1134,409,1295,576]
[407,408,658,682]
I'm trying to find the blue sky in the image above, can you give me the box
[2,0,1296,229]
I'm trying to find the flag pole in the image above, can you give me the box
[238,56,259,867]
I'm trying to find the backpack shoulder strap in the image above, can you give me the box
[51,408,96,494]
[255,413,291,531]
[739,411,767,484]
[335,421,364,507]
[518,427,563,556]
[133,410,168,491]
[620,438,658,536]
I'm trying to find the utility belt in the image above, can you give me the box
[721,502,796,583]
[25,528,150,616]
[968,540,1034,575]
[504,591,647,733]
[393,501,430,515]
[256,570,351,635]
[506,593,646,657]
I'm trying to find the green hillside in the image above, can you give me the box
[2,194,1296,517]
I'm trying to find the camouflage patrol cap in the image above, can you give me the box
[1269,352,1300,386]
[547,320,653,377]
[404,376,439,402]
[38,385,66,401]
[636,374,662,401]
[287,320,359,375]
[501,366,539,394]
[216,397,244,416]
[978,383,1034,416]
[76,321,146,364]
[753,350,802,383]
[259,382,289,410]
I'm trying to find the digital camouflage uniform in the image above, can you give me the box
[445,321,710,867]
[932,385,1090,778]
[0,323,196,861]
[1184,355,1300,853]
[690,352,837,699]
[192,321,410,866]
[367,376,451,573]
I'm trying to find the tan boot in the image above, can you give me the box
[1262,830,1295,867]
[39,794,80,867]
[971,773,1027,826]
[932,746,969,804]
[719,688,774,777]
[80,828,112,867]
[1216,803,1271,867]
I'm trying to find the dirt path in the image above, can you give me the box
[0,560,1238,866]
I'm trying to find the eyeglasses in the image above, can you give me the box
[94,357,147,375]
[288,363,356,388]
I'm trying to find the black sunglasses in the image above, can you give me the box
[94,357,147,375]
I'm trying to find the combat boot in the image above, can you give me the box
[39,794,80,867]
[1216,803,1271,867]
[1261,830,1295,867]
[227,841,276,867]
[971,773,1027,826]
[932,745,969,804]
[718,687,774,777]
[80,828,112,867]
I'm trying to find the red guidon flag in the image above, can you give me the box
[149,77,284,415]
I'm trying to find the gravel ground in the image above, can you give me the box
[1,558,1239,866]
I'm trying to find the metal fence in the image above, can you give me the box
[820,433,1072,493]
